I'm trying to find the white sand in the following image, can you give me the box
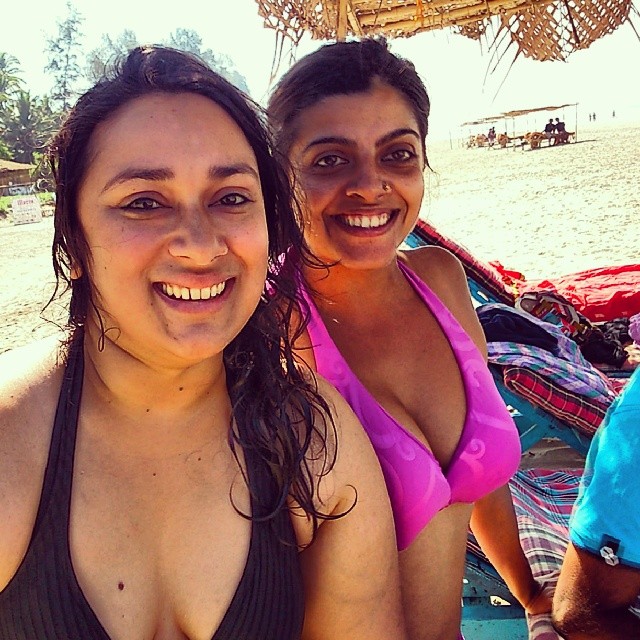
[423,122,640,279]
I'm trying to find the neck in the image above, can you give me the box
[80,323,230,454]
[303,254,408,311]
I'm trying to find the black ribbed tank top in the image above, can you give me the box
[0,337,304,639]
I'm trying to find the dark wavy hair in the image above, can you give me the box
[46,45,340,535]
[267,37,431,165]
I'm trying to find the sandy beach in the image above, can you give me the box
[1,121,638,356]
[424,121,640,279]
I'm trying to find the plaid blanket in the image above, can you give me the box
[510,469,640,639]
[503,366,611,437]
[484,304,616,403]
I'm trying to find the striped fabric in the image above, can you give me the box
[412,219,517,305]
[512,469,581,640]
[468,469,640,639]
[483,303,617,402]
[503,366,611,437]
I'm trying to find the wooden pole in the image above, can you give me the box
[337,0,348,40]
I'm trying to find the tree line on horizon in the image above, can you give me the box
[0,1,249,178]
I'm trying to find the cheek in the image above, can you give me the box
[235,218,269,267]
[297,174,334,213]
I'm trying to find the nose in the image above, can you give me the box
[345,162,388,201]
[168,207,228,265]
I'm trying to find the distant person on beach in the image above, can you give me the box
[544,118,556,140]
[554,118,568,145]
[0,45,406,639]
[553,368,640,639]
[268,36,552,640]
[488,126,496,146]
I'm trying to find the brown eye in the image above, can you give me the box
[125,197,162,210]
[217,193,251,206]
[382,149,416,162]
[315,154,348,168]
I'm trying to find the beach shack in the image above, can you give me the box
[0,159,36,196]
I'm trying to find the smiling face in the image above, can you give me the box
[287,81,426,270]
[76,92,268,368]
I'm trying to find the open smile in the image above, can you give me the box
[335,209,400,230]
[160,280,228,301]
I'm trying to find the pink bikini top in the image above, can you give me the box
[300,261,521,550]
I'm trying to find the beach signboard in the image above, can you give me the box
[11,195,42,225]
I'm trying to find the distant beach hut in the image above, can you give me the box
[0,159,36,196]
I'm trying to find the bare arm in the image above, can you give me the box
[553,542,640,639]
[299,381,406,640]
[470,484,551,614]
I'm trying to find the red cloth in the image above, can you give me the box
[518,264,640,322]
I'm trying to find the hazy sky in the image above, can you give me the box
[4,0,640,138]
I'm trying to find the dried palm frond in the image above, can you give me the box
[256,0,638,62]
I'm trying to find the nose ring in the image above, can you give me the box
[382,181,391,192]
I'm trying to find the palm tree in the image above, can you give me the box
[0,52,23,108]
[1,91,58,164]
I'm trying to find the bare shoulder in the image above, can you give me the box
[311,374,373,460]
[400,245,468,297]
[399,245,487,354]
[0,334,67,448]
[0,335,68,587]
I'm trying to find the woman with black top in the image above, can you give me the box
[0,46,404,639]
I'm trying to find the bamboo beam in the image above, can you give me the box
[354,0,545,27]
[347,1,365,34]
[337,0,349,39]
[358,0,544,31]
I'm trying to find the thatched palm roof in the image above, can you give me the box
[0,159,36,173]
[256,0,637,62]
[461,103,577,126]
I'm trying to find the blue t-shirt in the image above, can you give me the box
[570,368,640,568]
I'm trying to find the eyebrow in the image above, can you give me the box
[101,163,260,193]
[304,128,421,152]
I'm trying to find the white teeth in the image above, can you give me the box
[342,213,390,228]
[161,281,227,301]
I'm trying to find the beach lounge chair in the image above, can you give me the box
[405,218,615,456]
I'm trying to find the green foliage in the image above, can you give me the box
[0,138,12,161]
[85,30,139,84]
[1,21,251,165]
[0,91,59,165]
[165,28,250,94]
[44,2,85,111]
[0,52,24,108]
